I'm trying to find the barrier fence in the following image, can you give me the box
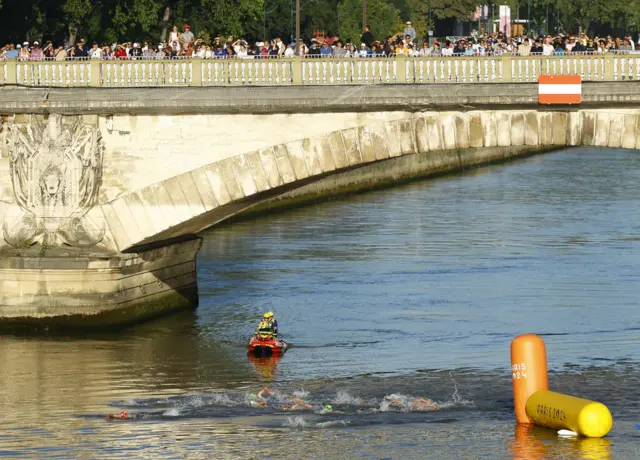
[0,55,639,87]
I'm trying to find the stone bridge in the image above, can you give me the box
[1,83,639,328]
[96,109,638,252]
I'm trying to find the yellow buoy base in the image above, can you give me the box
[525,390,613,438]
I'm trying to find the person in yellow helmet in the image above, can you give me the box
[256,311,278,338]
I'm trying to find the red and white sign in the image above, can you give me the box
[538,75,582,104]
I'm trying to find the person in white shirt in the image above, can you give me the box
[90,42,102,59]
[284,43,295,58]
[542,40,554,56]
[358,43,368,57]
[232,40,248,58]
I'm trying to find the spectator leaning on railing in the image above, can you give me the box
[1,25,639,62]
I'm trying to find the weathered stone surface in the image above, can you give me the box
[189,168,219,212]
[176,172,207,217]
[341,128,363,165]
[327,131,349,168]
[581,112,596,146]
[357,126,377,163]
[496,112,511,147]
[100,202,133,251]
[621,115,638,149]
[246,150,271,192]
[552,112,568,145]
[218,158,245,200]
[538,112,553,145]
[440,114,457,150]
[454,114,470,149]
[607,115,624,149]
[396,119,416,155]
[510,112,525,146]
[124,193,155,239]
[231,154,258,197]
[272,144,297,183]
[414,117,430,153]
[162,176,194,224]
[203,163,232,206]
[468,113,483,148]
[137,187,169,234]
[284,140,311,180]
[300,138,323,176]
[567,112,581,146]
[0,238,201,328]
[369,123,391,160]
[524,111,539,145]
[383,120,404,157]
[258,147,285,187]
[425,115,443,151]
[481,112,498,147]
[312,136,337,173]
[593,112,610,147]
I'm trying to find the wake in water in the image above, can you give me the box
[100,385,471,429]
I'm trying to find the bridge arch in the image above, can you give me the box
[101,109,640,252]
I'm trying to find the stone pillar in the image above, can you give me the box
[291,57,303,85]
[5,61,17,85]
[0,114,203,329]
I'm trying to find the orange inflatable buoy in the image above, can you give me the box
[511,334,549,424]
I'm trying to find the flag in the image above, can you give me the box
[538,75,582,104]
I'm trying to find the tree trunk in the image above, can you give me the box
[160,5,171,42]
[68,24,78,46]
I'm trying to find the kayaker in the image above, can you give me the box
[106,411,129,420]
[256,311,278,337]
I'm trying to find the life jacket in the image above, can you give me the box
[257,318,275,334]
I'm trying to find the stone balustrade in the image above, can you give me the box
[1,54,640,87]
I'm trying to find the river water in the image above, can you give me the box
[1,147,639,459]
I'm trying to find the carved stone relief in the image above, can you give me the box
[2,115,106,248]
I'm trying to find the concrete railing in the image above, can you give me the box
[1,55,639,87]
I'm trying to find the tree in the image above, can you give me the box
[338,0,400,43]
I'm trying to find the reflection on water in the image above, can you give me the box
[511,424,612,460]
[1,148,640,457]
[247,353,284,382]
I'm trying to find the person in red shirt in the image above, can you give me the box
[113,44,127,60]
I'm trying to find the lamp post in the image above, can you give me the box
[527,0,531,37]
[363,0,367,32]
[295,0,300,55]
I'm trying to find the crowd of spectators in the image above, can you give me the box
[2,22,639,61]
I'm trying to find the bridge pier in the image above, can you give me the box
[0,237,201,329]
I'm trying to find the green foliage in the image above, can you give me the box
[338,0,400,43]
[0,0,637,44]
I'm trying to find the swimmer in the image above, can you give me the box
[281,398,312,411]
[409,398,439,411]
[106,411,129,421]
[257,387,274,401]
[248,387,275,407]
[385,396,439,411]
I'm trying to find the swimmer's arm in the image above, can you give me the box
[416,398,439,409]
[257,387,274,399]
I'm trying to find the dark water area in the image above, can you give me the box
[1,147,640,458]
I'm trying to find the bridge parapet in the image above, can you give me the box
[1,54,639,88]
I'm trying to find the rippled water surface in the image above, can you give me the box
[2,147,640,458]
